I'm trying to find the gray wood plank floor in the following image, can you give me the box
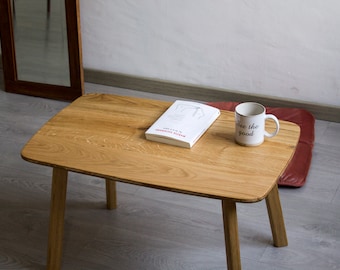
[1,84,340,270]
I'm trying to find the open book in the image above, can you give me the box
[145,100,220,148]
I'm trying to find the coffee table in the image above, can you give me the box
[21,93,300,270]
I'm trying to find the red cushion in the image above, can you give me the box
[207,102,315,187]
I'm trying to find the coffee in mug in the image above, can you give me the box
[235,102,279,146]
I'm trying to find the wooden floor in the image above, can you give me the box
[0,83,339,270]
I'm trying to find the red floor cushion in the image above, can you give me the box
[207,101,315,187]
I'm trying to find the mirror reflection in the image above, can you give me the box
[13,0,70,86]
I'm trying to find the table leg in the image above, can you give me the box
[265,184,288,247]
[47,167,68,270]
[222,199,241,270]
[105,179,117,209]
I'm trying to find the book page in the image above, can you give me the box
[145,100,220,147]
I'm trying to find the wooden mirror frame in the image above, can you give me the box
[0,0,84,101]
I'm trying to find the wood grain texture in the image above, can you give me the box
[19,93,299,270]
[47,168,68,270]
[265,185,288,247]
[21,93,300,203]
[222,200,241,270]
[1,86,340,270]
[106,179,117,210]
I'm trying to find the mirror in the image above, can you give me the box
[0,0,83,101]
[13,0,70,86]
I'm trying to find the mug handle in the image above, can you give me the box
[264,114,280,138]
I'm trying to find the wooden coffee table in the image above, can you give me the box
[21,94,300,270]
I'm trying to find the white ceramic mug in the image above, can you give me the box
[235,102,280,146]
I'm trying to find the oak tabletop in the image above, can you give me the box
[21,93,300,202]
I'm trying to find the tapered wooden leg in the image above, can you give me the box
[105,179,117,210]
[222,199,241,270]
[265,184,288,247]
[47,167,68,270]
